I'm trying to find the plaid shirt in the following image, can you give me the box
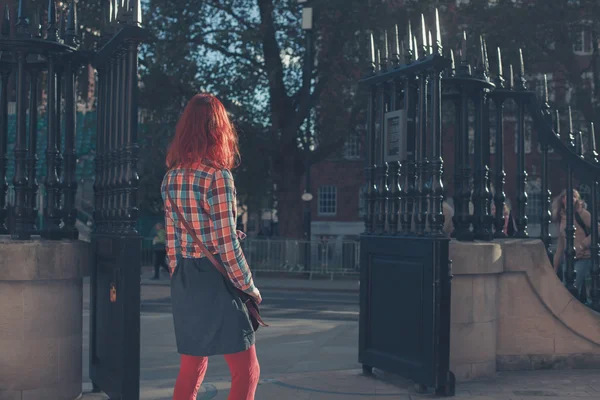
[161,163,255,292]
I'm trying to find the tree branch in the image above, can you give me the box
[190,35,265,70]
[257,0,290,135]
[204,0,257,30]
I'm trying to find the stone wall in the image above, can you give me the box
[449,239,600,382]
[0,239,91,400]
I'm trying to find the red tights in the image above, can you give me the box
[172,345,260,400]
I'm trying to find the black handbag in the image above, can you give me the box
[166,191,267,331]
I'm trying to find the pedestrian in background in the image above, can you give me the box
[162,93,262,400]
[552,189,592,304]
[151,222,169,280]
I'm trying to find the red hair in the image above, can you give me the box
[166,94,240,170]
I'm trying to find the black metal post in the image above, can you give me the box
[387,81,399,235]
[62,58,78,239]
[415,69,428,235]
[12,51,29,240]
[123,39,141,234]
[43,54,62,239]
[457,88,472,240]
[493,97,507,237]
[56,68,63,185]
[302,19,313,271]
[105,56,117,232]
[27,70,39,233]
[0,69,9,234]
[564,109,577,296]
[539,86,553,256]
[429,62,444,236]
[365,88,376,234]
[515,51,528,238]
[401,74,417,235]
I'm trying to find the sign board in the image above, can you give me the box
[383,109,406,163]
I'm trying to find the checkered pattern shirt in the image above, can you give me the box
[161,163,255,292]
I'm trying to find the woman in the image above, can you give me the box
[161,94,262,400]
[491,200,517,237]
[552,189,592,302]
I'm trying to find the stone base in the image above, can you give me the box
[0,238,90,400]
[449,239,600,382]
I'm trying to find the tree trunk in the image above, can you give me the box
[273,155,305,238]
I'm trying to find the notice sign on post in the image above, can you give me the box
[383,109,406,163]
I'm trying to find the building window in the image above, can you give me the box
[573,29,593,54]
[343,131,361,159]
[318,185,337,216]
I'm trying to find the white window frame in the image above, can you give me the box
[318,185,337,216]
[343,131,361,160]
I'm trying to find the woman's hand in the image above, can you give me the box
[248,287,262,304]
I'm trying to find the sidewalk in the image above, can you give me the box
[79,368,600,399]
[141,267,360,293]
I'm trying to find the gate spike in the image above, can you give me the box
[16,0,29,36]
[435,8,442,54]
[509,64,514,89]
[130,0,142,26]
[394,24,400,61]
[377,49,381,72]
[497,47,503,77]
[568,107,573,133]
[483,38,489,73]
[400,39,405,61]
[461,31,467,62]
[420,14,427,57]
[46,0,58,41]
[450,49,455,71]
[554,109,560,137]
[59,8,66,39]
[478,35,485,70]
[108,0,113,24]
[413,35,418,61]
[111,0,117,23]
[428,30,433,55]
[543,74,549,104]
[65,0,78,46]
[591,122,597,152]
[369,32,376,70]
[407,20,413,54]
[577,130,584,156]
[2,5,10,37]
[383,30,389,66]
[519,48,525,76]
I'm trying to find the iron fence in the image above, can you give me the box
[141,237,360,278]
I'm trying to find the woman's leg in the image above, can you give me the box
[173,354,209,400]
[153,251,161,279]
[575,259,592,302]
[223,345,260,400]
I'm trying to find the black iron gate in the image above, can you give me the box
[358,14,455,396]
[89,3,146,399]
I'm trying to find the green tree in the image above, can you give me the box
[139,0,408,237]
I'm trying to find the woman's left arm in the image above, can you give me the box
[581,209,593,249]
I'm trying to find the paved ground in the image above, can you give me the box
[80,274,600,400]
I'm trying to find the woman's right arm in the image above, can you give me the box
[208,169,256,294]
[162,177,179,276]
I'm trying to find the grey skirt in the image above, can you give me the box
[171,255,255,356]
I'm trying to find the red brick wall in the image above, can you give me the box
[307,158,365,223]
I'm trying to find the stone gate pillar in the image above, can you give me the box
[0,239,90,400]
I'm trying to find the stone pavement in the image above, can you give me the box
[79,368,600,399]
